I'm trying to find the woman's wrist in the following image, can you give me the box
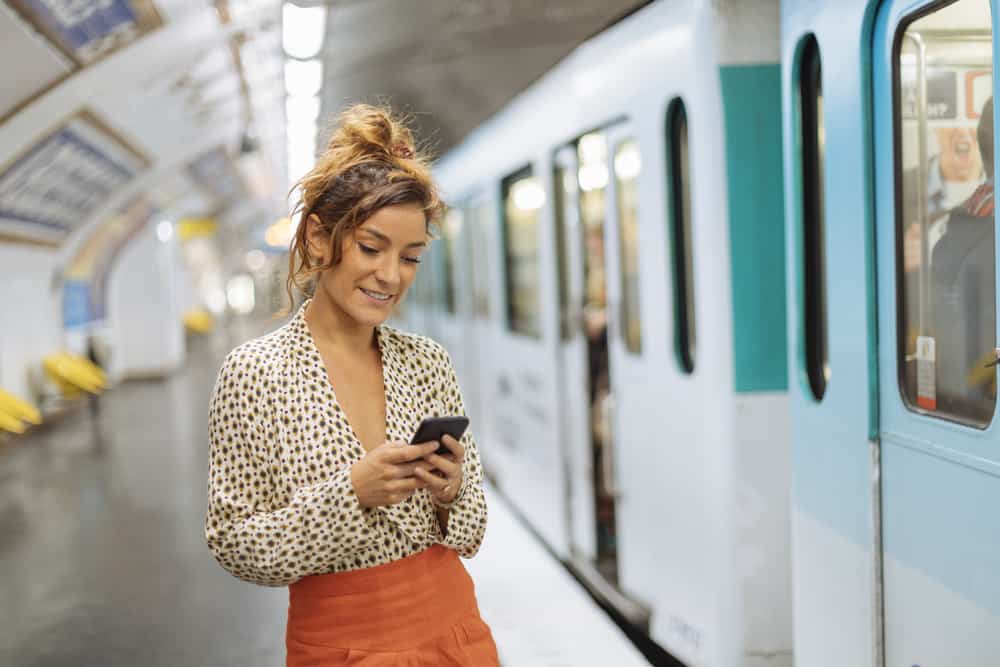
[432,476,466,509]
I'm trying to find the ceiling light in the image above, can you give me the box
[511,178,545,211]
[578,132,607,164]
[286,95,320,124]
[578,163,608,192]
[284,58,323,97]
[227,275,256,314]
[157,220,174,243]
[614,143,641,180]
[283,3,327,60]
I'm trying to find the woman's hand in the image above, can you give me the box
[414,434,465,506]
[350,441,440,508]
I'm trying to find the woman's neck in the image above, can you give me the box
[304,289,377,355]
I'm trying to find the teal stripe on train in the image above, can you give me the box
[720,64,788,393]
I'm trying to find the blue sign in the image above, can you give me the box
[63,280,91,329]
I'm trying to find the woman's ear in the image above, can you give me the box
[305,214,330,264]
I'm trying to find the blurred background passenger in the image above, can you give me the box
[931,96,996,422]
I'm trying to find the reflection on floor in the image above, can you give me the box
[0,317,650,666]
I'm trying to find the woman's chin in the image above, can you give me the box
[348,305,392,327]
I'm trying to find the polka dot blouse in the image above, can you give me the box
[205,301,488,587]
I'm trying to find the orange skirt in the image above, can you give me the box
[286,545,500,666]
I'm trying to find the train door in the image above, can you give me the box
[464,196,495,444]
[553,146,597,562]
[553,128,648,622]
[575,129,621,588]
[602,123,653,626]
[430,208,462,368]
[874,0,1000,663]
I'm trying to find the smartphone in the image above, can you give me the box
[410,416,469,455]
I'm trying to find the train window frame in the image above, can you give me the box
[552,161,574,341]
[796,33,829,402]
[890,0,997,428]
[467,197,494,320]
[500,164,544,339]
[440,207,461,315]
[613,137,643,355]
[665,98,696,374]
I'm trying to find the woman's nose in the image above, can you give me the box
[374,254,399,286]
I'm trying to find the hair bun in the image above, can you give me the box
[329,104,415,163]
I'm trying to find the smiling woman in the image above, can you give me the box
[205,104,499,667]
[285,104,442,302]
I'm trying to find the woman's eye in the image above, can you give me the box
[358,244,378,255]
[403,256,422,265]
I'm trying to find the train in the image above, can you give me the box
[393,0,1000,665]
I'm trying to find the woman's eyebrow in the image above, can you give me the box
[360,227,427,248]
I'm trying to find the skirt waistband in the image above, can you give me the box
[287,546,481,653]
[290,545,457,597]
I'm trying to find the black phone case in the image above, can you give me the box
[410,416,469,454]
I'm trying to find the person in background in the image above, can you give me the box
[931,96,995,422]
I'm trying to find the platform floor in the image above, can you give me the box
[0,320,650,666]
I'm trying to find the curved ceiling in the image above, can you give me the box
[0,0,647,257]
[316,0,650,154]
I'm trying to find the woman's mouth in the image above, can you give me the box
[360,287,393,304]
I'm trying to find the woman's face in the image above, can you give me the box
[310,203,428,328]
[936,126,983,182]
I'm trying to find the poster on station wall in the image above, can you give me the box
[0,111,148,245]
[6,0,162,66]
[62,195,156,329]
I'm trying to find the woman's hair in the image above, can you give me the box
[285,104,443,304]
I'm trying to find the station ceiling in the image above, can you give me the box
[0,0,647,256]
[315,0,650,154]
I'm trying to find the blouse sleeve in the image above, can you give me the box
[436,348,489,558]
[204,348,380,586]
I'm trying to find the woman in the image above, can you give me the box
[205,104,499,666]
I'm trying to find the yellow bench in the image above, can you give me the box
[42,352,107,398]
[0,389,42,434]
[183,309,214,335]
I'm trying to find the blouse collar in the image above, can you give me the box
[288,298,390,362]
[288,298,407,445]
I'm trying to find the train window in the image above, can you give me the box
[614,138,643,354]
[422,243,441,309]
[577,132,611,357]
[894,0,995,427]
[666,99,696,373]
[441,207,461,315]
[501,166,544,338]
[553,163,574,340]
[468,199,492,319]
[799,35,829,401]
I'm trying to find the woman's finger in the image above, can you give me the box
[393,461,433,478]
[414,466,449,491]
[423,453,459,477]
[439,434,465,462]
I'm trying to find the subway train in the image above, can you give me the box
[394,0,1000,666]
